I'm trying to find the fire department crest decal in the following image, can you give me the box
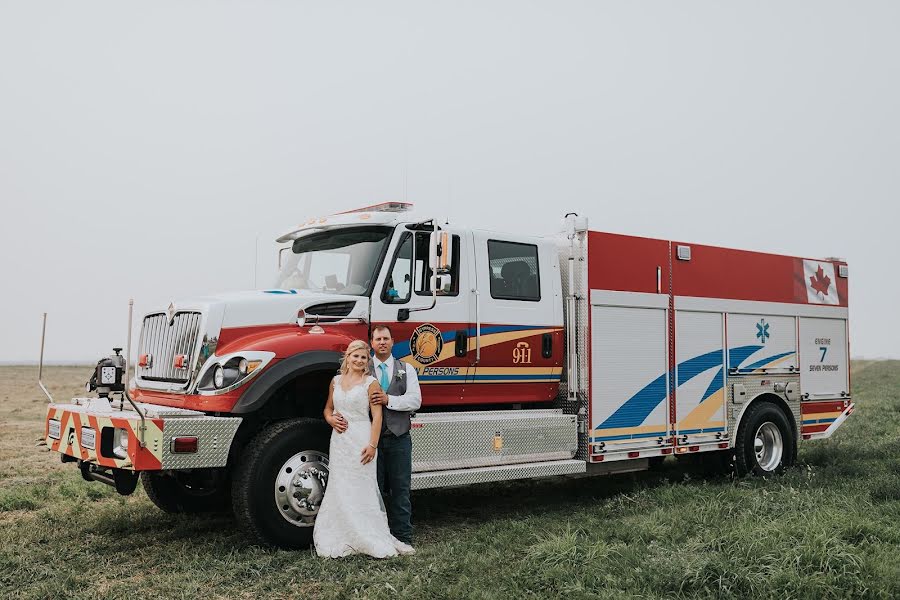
[410,324,443,364]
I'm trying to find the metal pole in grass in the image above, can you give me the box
[38,312,53,403]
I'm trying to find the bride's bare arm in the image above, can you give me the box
[361,381,383,464]
[324,379,347,433]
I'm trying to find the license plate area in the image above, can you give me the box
[48,419,61,440]
[81,427,96,450]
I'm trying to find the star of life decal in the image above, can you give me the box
[803,260,839,305]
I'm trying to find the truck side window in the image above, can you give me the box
[488,240,540,301]
[382,234,413,303]
[414,232,460,297]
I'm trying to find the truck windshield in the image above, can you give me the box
[274,226,392,296]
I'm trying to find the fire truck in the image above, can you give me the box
[41,202,853,549]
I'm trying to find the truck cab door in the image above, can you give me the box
[468,232,564,405]
[370,226,476,406]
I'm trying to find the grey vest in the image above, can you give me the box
[374,359,410,436]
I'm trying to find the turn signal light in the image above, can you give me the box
[172,437,198,453]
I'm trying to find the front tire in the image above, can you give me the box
[231,418,331,549]
[734,402,795,476]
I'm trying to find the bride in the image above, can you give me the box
[314,339,415,558]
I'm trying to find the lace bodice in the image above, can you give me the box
[333,375,377,423]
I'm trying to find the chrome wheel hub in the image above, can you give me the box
[274,450,329,527]
[754,422,783,472]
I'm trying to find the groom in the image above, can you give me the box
[369,325,421,545]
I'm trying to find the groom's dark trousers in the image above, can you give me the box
[377,431,413,544]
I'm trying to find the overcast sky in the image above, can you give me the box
[1,1,897,363]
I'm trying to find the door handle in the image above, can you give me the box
[455,330,468,358]
[542,332,553,359]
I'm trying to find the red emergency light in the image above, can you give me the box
[339,202,413,214]
[138,354,152,368]
[173,354,188,369]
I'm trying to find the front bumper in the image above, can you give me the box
[44,398,242,471]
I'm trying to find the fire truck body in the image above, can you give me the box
[42,204,852,547]
[577,231,851,471]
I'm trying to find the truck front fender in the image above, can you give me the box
[230,350,342,414]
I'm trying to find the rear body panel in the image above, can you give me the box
[584,231,850,462]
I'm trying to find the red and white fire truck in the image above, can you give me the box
[42,202,853,548]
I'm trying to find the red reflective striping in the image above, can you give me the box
[801,423,830,434]
[70,412,90,460]
[801,400,845,415]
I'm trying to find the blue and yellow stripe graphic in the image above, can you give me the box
[591,345,797,443]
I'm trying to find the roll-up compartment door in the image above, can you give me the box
[675,311,727,440]
[590,304,669,449]
[799,318,849,399]
[726,313,798,373]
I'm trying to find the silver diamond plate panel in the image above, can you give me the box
[161,416,242,470]
[726,374,801,442]
[410,409,577,472]
[411,459,586,490]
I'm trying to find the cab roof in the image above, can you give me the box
[276,202,418,243]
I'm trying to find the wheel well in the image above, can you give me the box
[229,368,336,463]
[733,392,797,443]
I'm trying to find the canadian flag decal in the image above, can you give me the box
[803,260,838,305]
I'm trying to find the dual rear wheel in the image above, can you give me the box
[734,401,796,476]
[679,401,795,477]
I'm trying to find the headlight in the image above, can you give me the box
[112,427,129,459]
[197,352,274,394]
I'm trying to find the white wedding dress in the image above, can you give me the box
[314,375,415,558]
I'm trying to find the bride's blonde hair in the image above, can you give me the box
[340,340,372,375]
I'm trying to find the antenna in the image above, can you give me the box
[38,313,53,402]
[125,299,134,386]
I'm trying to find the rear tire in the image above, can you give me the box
[231,418,331,549]
[734,402,795,476]
[141,469,231,513]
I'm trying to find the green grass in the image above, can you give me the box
[1,362,899,599]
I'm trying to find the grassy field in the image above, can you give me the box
[1,362,899,599]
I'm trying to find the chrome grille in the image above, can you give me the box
[138,312,203,383]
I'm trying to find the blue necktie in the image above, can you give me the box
[379,363,390,391]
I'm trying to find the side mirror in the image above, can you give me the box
[429,231,453,275]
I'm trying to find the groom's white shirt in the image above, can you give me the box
[372,355,422,412]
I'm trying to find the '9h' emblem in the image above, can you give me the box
[410,324,443,364]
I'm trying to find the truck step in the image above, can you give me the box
[410,459,586,490]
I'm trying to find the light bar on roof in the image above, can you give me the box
[340,202,413,214]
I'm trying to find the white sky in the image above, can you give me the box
[0,1,897,362]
